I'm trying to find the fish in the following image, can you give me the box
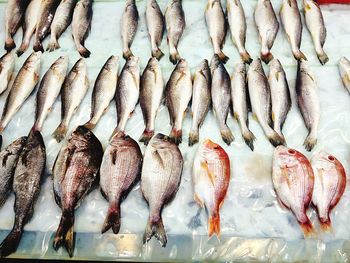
[272,146,315,236]
[0,52,15,95]
[146,0,165,60]
[47,0,77,52]
[52,126,103,257]
[4,0,30,51]
[0,130,46,258]
[72,0,93,58]
[33,55,69,132]
[247,58,284,147]
[139,57,164,145]
[226,0,252,64]
[311,151,346,231]
[166,59,192,145]
[84,55,119,130]
[0,137,27,208]
[16,0,42,57]
[100,133,142,234]
[53,58,89,142]
[231,60,255,151]
[205,0,228,63]
[303,0,328,65]
[121,0,139,60]
[296,60,320,151]
[141,133,183,247]
[211,54,234,145]
[165,0,186,64]
[268,59,291,142]
[0,52,41,133]
[279,0,307,61]
[254,0,279,64]
[189,59,211,146]
[339,56,350,93]
[33,0,60,52]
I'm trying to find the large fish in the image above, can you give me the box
[53,58,89,142]
[141,134,183,247]
[193,139,230,237]
[272,146,314,236]
[33,56,69,132]
[0,52,15,95]
[121,0,139,60]
[52,126,103,257]
[0,130,46,258]
[100,133,142,234]
[84,55,119,130]
[0,52,41,133]
[339,56,350,93]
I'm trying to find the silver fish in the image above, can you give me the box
[0,52,15,95]
[121,0,139,60]
[141,133,183,247]
[339,56,350,93]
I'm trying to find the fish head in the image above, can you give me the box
[176,58,188,72]
[149,133,172,148]
[339,56,350,67]
[234,60,246,74]
[27,129,45,148]
[126,56,140,72]
[200,139,228,160]
[0,52,15,66]
[24,51,42,71]
[274,146,309,168]
[210,54,221,71]
[51,55,69,73]
[72,58,87,74]
[311,151,344,172]
[146,57,159,72]
[105,55,119,71]
[269,59,283,71]
[70,126,91,147]
[250,58,263,72]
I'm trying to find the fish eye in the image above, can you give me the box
[328,155,335,161]
[288,149,296,154]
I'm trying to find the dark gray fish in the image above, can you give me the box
[121,0,139,60]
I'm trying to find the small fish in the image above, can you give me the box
[211,54,234,145]
[279,0,307,61]
[84,55,119,130]
[53,58,89,142]
[254,0,279,64]
[121,0,139,60]
[0,130,45,258]
[0,52,41,133]
[139,57,164,145]
[100,133,142,234]
[166,59,192,145]
[141,134,183,247]
[189,59,211,146]
[339,56,350,93]
[52,126,103,257]
[165,0,186,64]
[0,52,15,95]
[193,139,230,237]
[231,60,255,151]
[272,146,315,236]
[303,0,328,65]
[205,0,228,63]
[72,0,93,58]
[146,0,165,60]
[33,56,69,132]
[296,60,320,151]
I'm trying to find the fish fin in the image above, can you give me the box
[47,39,61,52]
[175,72,186,86]
[201,161,215,185]
[319,217,332,232]
[261,51,274,64]
[303,135,317,151]
[305,3,312,11]
[317,51,329,65]
[33,41,44,53]
[287,0,292,7]
[293,50,307,61]
[240,51,252,64]
[102,202,121,234]
[16,43,29,57]
[139,129,154,145]
[169,52,181,65]
[143,217,167,247]
[242,130,256,151]
[0,228,22,257]
[123,49,133,60]
[83,121,96,130]
[78,45,91,58]
[4,38,16,52]
[220,125,234,145]
[52,123,68,142]
[188,130,199,146]
[216,51,229,64]
[300,218,315,237]
[53,210,75,257]
[193,193,204,208]
[208,211,220,238]
[152,48,164,60]
[169,128,182,145]
[268,131,285,147]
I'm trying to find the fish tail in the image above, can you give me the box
[317,50,329,65]
[53,210,75,258]
[188,129,199,147]
[300,218,315,237]
[242,130,256,151]
[4,38,16,52]
[46,39,61,52]
[169,128,182,145]
[152,48,164,60]
[77,45,91,58]
[139,129,154,145]
[101,202,121,234]
[169,50,181,65]
[261,51,274,64]
[52,123,68,142]
[0,228,23,257]
[220,125,234,146]
[293,49,307,61]
[208,211,221,238]
[33,41,44,53]
[216,51,229,64]
[267,130,285,147]
[16,42,29,57]
[240,51,252,64]
[123,49,133,60]
[83,121,96,130]
[303,135,317,152]
[143,217,167,247]
[319,217,332,232]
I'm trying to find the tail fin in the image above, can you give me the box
[52,123,68,142]
[220,125,234,146]
[53,210,75,258]
[16,43,29,57]
[242,130,256,151]
[240,51,252,64]
[169,51,181,65]
[267,130,285,147]
[83,121,96,130]
[303,135,317,152]
[0,228,22,257]
[216,51,229,64]
[261,51,274,64]
[33,41,44,53]
[208,211,220,238]
[293,49,307,61]
[317,51,329,65]
[169,128,182,145]
[78,45,91,58]
[139,129,154,145]
[299,218,315,237]
[47,39,61,52]
[101,203,121,234]
[319,217,332,232]
[123,49,133,60]
[152,48,164,60]
[4,38,16,52]
[143,217,167,247]
[188,129,199,147]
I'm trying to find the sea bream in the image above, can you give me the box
[0,52,15,95]
[121,0,139,60]
[339,56,350,93]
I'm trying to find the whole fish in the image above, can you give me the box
[139,57,164,145]
[16,0,41,57]
[0,130,45,258]
[247,58,284,147]
[268,59,291,142]
[141,134,183,247]
[211,54,234,145]
[189,59,211,146]
[0,137,27,208]
[84,55,119,130]
[303,0,328,65]
[146,0,165,60]
[231,60,255,151]
[311,151,346,230]
[72,0,93,58]
[100,133,142,234]
[0,52,41,133]
[33,56,69,132]
[339,56,350,93]
[52,126,103,257]
[272,146,314,236]
[0,52,15,95]
[166,59,192,145]
[296,60,320,151]
[33,0,60,52]
[53,58,89,142]
[165,0,186,64]
[227,0,252,64]
[4,0,30,51]
[47,0,77,52]
[121,0,139,60]
[205,0,228,63]
[280,0,307,61]
[254,0,279,64]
